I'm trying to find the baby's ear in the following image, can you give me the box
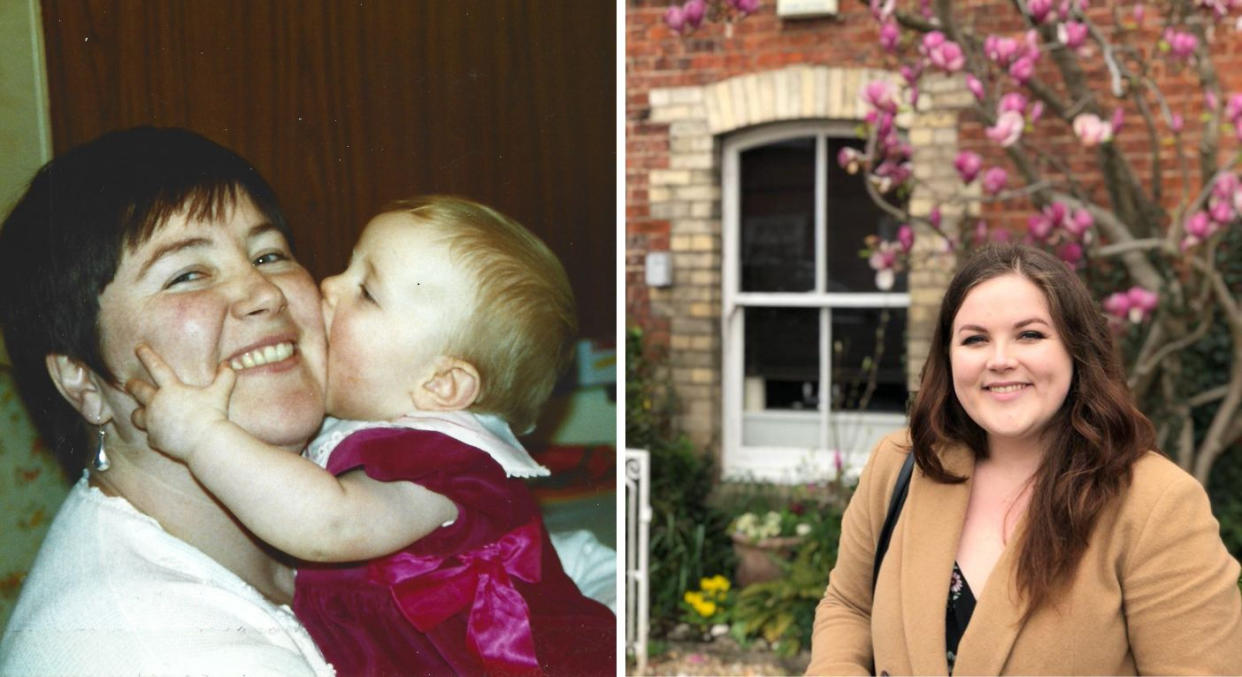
[45,353,112,426]
[411,356,480,412]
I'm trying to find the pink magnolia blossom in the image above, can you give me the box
[664,5,686,32]
[923,32,965,72]
[1044,201,1068,227]
[1170,113,1185,133]
[987,110,1026,147]
[899,63,922,86]
[1206,90,1220,113]
[999,92,1028,114]
[1194,0,1241,19]
[733,0,760,14]
[966,74,985,101]
[880,21,900,52]
[1072,113,1113,146]
[973,220,990,245]
[1181,211,1216,250]
[1028,0,1055,22]
[1212,172,1240,202]
[871,161,912,193]
[1125,287,1159,322]
[897,224,915,252]
[1009,57,1036,84]
[1110,107,1125,136]
[1103,286,1160,324]
[1133,3,1145,23]
[1058,21,1089,50]
[683,0,706,28]
[862,80,898,113]
[1163,28,1199,59]
[874,111,895,138]
[1057,241,1084,266]
[1023,29,1043,61]
[982,166,1009,195]
[929,206,942,230]
[1103,292,1131,318]
[1029,101,1045,123]
[1065,208,1094,238]
[838,146,864,174]
[1210,199,1234,224]
[985,35,1021,67]
[954,150,983,184]
[1225,93,1242,124]
[1027,213,1054,241]
[869,0,895,20]
[1185,210,1213,239]
[868,241,903,290]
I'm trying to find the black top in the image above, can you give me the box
[945,562,977,675]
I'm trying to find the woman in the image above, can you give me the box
[807,244,1242,675]
[0,127,333,674]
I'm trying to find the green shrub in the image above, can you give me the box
[731,498,847,656]
[626,327,736,634]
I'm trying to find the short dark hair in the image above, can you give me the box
[0,126,291,478]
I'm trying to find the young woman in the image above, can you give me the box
[808,244,1242,675]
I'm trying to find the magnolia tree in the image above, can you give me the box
[660,0,1242,483]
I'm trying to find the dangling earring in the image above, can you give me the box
[93,427,110,472]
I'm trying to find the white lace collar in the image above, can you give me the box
[304,410,549,478]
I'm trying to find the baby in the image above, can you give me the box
[128,196,615,675]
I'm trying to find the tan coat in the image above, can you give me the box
[807,431,1242,675]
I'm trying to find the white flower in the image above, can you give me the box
[796,523,813,536]
[1072,113,1113,146]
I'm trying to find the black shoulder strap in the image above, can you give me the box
[871,452,915,596]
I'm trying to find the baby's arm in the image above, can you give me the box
[126,344,457,562]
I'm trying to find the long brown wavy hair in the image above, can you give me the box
[908,243,1155,618]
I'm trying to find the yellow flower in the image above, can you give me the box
[693,599,717,617]
[684,590,703,606]
[700,575,731,595]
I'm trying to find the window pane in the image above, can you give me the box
[825,137,908,293]
[743,307,819,410]
[830,307,908,413]
[739,137,815,292]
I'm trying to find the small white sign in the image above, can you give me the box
[776,0,838,18]
[645,251,673,287]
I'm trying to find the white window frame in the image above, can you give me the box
[721,121,908,483]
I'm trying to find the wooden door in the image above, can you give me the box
[40,0,615,340]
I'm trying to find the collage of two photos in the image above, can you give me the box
[4,0,1242,675]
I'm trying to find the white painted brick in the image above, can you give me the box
[669,119,710,139]
[649,169,693,186]
[671,152,715,169]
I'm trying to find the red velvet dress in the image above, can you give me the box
[292,426,615,676]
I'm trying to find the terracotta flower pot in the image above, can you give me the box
[731,532,803,587]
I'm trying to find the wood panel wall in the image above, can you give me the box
[40,0,615,340]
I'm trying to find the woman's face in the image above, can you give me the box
[949,273,1073,448]
[96,195,327,451]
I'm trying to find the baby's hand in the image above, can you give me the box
[125,344,236,463]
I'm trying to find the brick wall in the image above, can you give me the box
[626,0,1242,457]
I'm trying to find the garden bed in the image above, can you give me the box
[634,637,810,676]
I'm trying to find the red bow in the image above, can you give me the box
[370,518,544,673]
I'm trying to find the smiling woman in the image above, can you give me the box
[0,127,332,674]
[807,244,1242,675]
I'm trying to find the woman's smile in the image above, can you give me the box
[226,338,298,371]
